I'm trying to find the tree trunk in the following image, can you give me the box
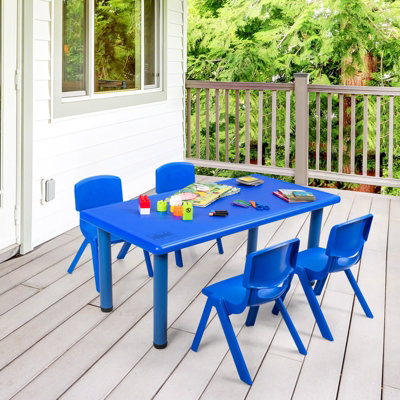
[342,52,378,192]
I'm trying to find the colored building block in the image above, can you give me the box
[173,205,183,218]
[169,195,182,213]
[157,200,168,212]
[183,202,193,221]
[139,195,150,215]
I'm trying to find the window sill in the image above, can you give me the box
[53,88,167,119]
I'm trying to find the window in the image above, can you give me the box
[61,0,162,98]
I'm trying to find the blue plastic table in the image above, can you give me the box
[81,175,340,349]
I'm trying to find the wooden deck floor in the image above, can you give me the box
[0,178,399,400]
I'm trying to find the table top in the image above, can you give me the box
[81,175,340,254]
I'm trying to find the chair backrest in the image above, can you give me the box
[326,214,373,266]
[75,175,123,212]
[155,162,195,194]
[243,238,299,290]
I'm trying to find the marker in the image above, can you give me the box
[209,210,229,217]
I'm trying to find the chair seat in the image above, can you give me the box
[203,276,246,306]
[297,247,359,281]
[297,247,329,280]
[203,275,286,314]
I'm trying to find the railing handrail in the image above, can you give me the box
[186,80,400,96]
[308,83,400,96]
[186,80,294,91]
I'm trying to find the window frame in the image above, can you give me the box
[53,0,167,119]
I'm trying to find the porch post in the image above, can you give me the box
[294,73,309,186]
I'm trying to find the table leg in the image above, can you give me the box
[98,228,113,312]
[246,227,259,322]
[154,253,169,349]
[247,227,259,255]
[308,208,323,249]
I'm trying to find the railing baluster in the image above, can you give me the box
[196,88,200,158]
[316,92,320,170]
[389,96,394,178]
[187,88,191,158]
[206,88,210,160]
[327,93,332,172]
[245,90,250,164]
[338,94,344,173]
[258,91,263,166]
[215,89,220,161]
[363,95,368,176]
[271,90,277,167]
[225,89,229,162]
[375,96,381,177]
[285,91,291,168]
[235,90,240,163]
[351,95,356,174]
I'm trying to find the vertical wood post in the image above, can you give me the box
[294,73,309,185]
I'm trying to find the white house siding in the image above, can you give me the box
[31,0,186,247]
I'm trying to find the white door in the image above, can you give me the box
[0,0,18,250]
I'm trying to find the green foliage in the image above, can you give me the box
[63,0,86,84]
[187,0,400,194]
[188,0,400,84]
[95,0,139,85]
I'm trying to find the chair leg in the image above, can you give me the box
[272,292,287,315]
[297,268,333,341]
[314,277,328,296]
[216,238,224,254]
[245,306,260,326]
[275,298,307,355]
[345,269,373,318]
[117,242,131,259]
[175,250,183,268]
[192,299,213,352]
[143,251,154,277]
[216,302,252,385]
[272,274,294,315]
[89,241,100,293]
[67,239,88,274]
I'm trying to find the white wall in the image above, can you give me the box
[31,0,186,247]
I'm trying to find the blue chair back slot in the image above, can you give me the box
[155,162,195,194]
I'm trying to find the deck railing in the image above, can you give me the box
[185,73,400,188]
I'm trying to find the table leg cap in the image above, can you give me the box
[154,342,168,349]
[101,307,113,313]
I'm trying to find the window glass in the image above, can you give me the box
[94,0,141,93]
[144,0,159,87]
[62,0,87,93]
[62,0,161,97]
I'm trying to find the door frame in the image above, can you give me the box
[19,0,34,254]
[0,0,19,252]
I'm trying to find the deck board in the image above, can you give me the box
[0,183,397,400]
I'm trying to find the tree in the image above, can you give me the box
[187,0,400,192]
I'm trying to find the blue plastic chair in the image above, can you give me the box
[67,176,153,292]
[191,238,307,385]
[157,162,224,267]
[292,214,374,341]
